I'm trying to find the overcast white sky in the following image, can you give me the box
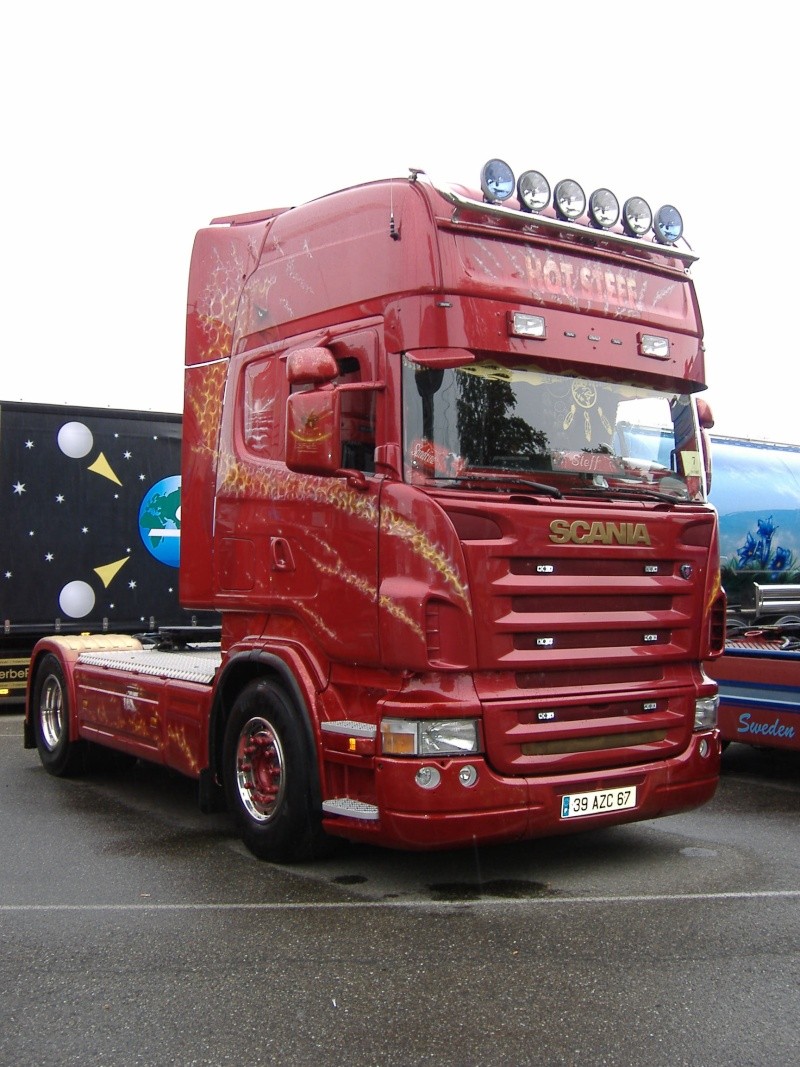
[3,1,795,442]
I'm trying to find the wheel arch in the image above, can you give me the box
[24,638,82,749]
[208,650,323,809]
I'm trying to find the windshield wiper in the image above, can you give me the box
[568,484,685,504]
[431,473,563,498]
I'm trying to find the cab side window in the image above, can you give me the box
[336,356,376,473]
[243,355,285,459]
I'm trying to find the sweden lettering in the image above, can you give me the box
[549,519,651,546]
[737,713,796,739]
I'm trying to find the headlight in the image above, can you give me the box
[694,695,719,731]
[381,718,482,756]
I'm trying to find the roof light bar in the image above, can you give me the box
[469,161,688,250]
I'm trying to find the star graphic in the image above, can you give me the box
[128,580,137,589]
[12,482,26,495]
[82,527,89,534]
[124,451,132,459]
[4,571,11,579]
[25,440,34,449]
[56,494,65,503]
[45,553,54,562]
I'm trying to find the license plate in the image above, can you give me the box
[561,786,637,819]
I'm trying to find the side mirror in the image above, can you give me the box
[286,388,342,475]
[696,397,715,430]
[695,398,714,492]
[286,347,338,386]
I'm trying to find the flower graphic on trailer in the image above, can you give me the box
[138,475,181,568]
[735,516,794,573]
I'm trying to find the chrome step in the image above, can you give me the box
[322,798,379,821]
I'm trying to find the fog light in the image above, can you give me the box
[415,766,441,790]
[459,764,478,788]
[699,738,709,758]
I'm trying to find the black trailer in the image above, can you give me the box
[1,401,206,706]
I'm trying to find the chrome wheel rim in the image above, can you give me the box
[40,674,65,751]
[235,716,286,822]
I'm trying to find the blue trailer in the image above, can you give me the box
[707,433,800,750]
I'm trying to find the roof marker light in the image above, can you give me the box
[480,159,515,203]
[553,179,586,221]
[622,196,652,237]
[517,170,551,212]
[588,188,620,229]
[654,204,683,245]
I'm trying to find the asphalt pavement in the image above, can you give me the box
[2,713,798,1067]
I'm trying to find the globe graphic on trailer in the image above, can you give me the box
[138,475,181,568]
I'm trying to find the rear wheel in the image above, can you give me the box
[222,678,331,862]
[32,654,87,777]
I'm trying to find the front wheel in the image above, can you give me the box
[222,679,331,862]
[32,654,87,777]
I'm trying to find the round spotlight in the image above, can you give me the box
[553,179,586,221]
[588,188,620,229]
[654,204,683,245]
[480,159,515,203]
[517,170,551,213]
[622,196,652,237]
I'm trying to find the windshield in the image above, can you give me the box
[402,356,707,502]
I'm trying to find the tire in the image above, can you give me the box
[222,678,331,863]
[32,654,87,777]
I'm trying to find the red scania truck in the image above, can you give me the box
[25,160,726,860]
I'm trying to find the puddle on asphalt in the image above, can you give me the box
[426,878,554,901]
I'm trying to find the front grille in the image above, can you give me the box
[452,499,714,775]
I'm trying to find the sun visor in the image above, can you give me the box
[404,347,475,369]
